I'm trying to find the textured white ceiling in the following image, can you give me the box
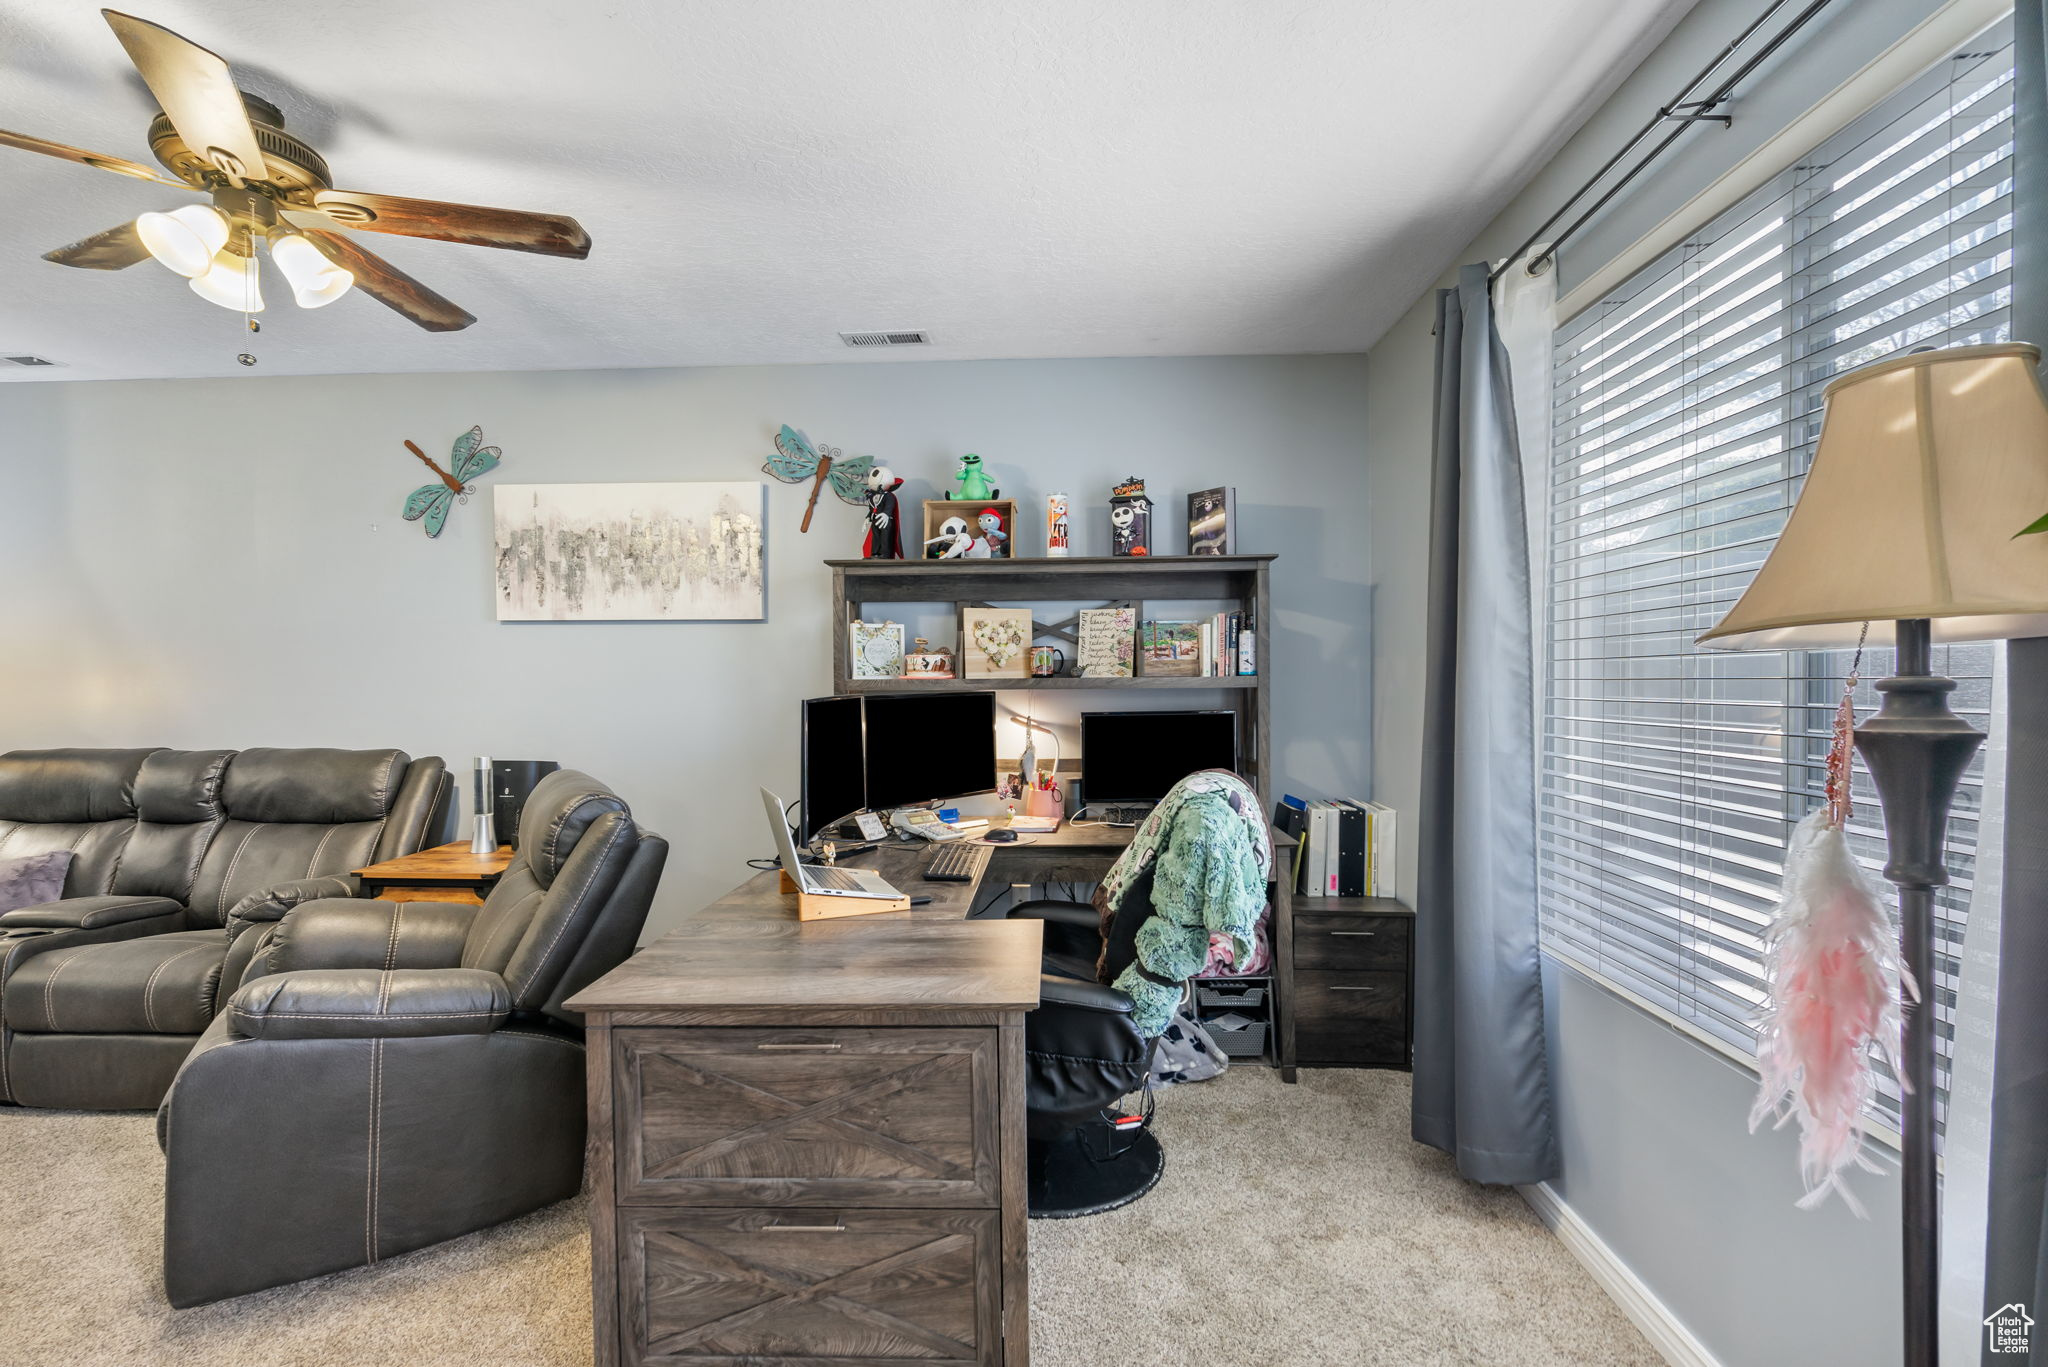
[0,0,1694,381]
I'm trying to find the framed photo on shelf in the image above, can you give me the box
[961,607,1032,678]
[850,620,905,679]
[1139,620,1202,677]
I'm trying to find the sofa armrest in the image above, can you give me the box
[226,968,510,1040]
[224,876,358,942]
[0,895,183,931]
[259,898,473,978]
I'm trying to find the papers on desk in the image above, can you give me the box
[1006,814,1061,834]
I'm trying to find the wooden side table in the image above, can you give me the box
[353,841,514,906]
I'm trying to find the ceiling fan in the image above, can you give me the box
[0,9,591,333]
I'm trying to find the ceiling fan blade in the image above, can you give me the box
[0,127,187,187]
[101,10,266,187]
[309,190,591,259]
[43,222,153,270]
[301,229,477,332]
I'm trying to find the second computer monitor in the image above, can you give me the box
[1079,709,1239,806]
[863,691,998,813]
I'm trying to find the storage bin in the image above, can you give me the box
[1198,984,1267,1010]
[1202,1015,1268,1058]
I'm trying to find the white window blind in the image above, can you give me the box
[1542,27,2013,1129]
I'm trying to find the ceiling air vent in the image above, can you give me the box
[4,355,59,366]
[838,330,932,348]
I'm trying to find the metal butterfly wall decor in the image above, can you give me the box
[401,425,501,538]
[763,424,874,532]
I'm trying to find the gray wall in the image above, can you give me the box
[1363,2,1966,1363]
[0,354,1368,939]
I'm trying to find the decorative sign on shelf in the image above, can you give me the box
[492,482,765,622]
[962,607,1032,679]
[400,425,501,538]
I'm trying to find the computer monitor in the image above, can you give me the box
[799,695,866,842]
[1079,709,1239,805]
[862,691,997,813]
[800,691,999,837]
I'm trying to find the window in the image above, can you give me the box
[1540,28,2013,1129]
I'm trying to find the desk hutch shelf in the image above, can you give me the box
[828,554,1276,803]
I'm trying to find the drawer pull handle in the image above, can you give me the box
[763,1223,846,1233]
[1331,931,1376,938]
[1330,986,1377,993]
[756,1042,843,1051]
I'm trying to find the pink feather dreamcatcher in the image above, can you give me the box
[1749,628,1916,1216]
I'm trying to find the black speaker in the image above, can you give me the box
[492,760,560,851]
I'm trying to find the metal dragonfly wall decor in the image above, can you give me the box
[762,425,874,532]
[401,425,501,538]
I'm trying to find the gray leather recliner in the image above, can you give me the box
[0,747,452,1109]
[156,768,668,1307]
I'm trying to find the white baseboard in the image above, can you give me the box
[1519,1181,1722,1367]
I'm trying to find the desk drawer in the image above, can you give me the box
[1293,914,1410,972]
[1294,970,1408,1066]
[619,1206,998,1367]
[615,1027,1000,1208]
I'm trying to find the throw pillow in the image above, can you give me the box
[0,850,73,914]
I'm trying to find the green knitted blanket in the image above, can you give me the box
[1092,770,1272,1036]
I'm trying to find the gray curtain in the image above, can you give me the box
[1412,262,1558,1186]
[1982,5,2048,1359]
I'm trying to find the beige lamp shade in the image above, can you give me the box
[1697,342,2048,650]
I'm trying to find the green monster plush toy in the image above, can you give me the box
[949,453,999,501]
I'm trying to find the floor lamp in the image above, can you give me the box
[1698,342,2048,1366]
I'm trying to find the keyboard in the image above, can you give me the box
[807,865,866,891]
[923,843,982,882]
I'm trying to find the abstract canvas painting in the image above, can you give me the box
[493,483,766,622]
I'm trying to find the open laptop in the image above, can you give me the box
[761,788,905,901]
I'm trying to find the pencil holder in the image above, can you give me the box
[1024,785,1062,820]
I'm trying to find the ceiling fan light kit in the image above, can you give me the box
[268,230,353,308]
[187,244,261,313]
[135,203,226,277]
[3,9,591,340]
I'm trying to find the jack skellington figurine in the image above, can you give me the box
[862,464,906,559]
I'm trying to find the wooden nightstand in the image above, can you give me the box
[352,841,514,905]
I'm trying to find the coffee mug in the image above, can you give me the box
[1029,646,1065,677]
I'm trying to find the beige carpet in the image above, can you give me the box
[0,1068,1654,1367]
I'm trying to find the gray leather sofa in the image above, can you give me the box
[157,768,667,1306]
[0,747,451,1109]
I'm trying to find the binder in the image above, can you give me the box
[1313,802,1340,897]
[1335,800,1367,897]
[1367,801,1397,897]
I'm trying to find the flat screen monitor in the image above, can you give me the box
[1080,710,1239,805]
[799,695,866,842]
[862,691,997,813]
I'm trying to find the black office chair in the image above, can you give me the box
[1006,861,1181,1218]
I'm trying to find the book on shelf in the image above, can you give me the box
[1188,486,1236,555]
[1238,601,1257,676]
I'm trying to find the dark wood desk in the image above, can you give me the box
[568,827,1135,1367]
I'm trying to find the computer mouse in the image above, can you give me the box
[984,829,1019,843]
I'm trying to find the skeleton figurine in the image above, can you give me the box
[923,514,974,559]
[862,464,905,559]
[974,507,1009,558]
[1110,501,1140,555]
